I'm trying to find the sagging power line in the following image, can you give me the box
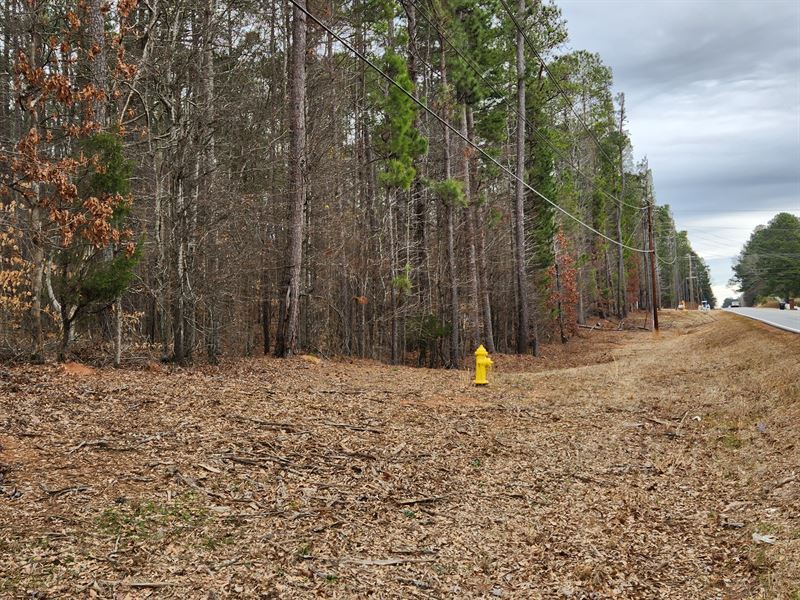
[407,0,646,213]
[288,0,653,255]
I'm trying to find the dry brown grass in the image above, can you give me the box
[0,310,797,598]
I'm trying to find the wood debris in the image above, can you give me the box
[0,311,798,597]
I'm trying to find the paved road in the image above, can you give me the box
[725,307,800,333]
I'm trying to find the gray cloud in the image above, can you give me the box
[556,0,800,298]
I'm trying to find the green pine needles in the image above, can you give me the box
[52,131,140,356]
[430,178,466,208]
[375,52,427,192]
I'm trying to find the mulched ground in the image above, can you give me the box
[1,311,798,598]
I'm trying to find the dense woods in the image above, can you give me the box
[731,212,800,306]
[0,0,713,365]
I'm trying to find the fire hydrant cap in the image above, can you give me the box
[475,344,488,356]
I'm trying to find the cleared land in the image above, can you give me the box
[1,311,798,598]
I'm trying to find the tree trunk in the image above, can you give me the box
[114,297,122,366]
[58,316,72,362]
[467,106,495,353]
[406,0,430,325]
[261,262,271,354]
[86,0,108,125]
[514,0,530,354]
[30,202,44,361]
[389,191,400,364]
[154,150,169,361]
[476,203,495,352]
[616,93,626,319]
[173,176,186,365]
[275,0,307,357]
[1,0,11,147]
[439,33,459,368]
[88,0,124,365]
[26,23,44,361]
[461,104,480,350]
[202,0,220,364]
[554,240,567,343]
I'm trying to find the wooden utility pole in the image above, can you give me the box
[671,234,680,307]
[646,193,659,331]
[687,255,695,308]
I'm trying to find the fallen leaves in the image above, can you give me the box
[0,311,798,597]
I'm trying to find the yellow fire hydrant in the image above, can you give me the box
[473,344,493,386]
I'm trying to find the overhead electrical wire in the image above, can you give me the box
[496,0,705,276]
[288,0,652,254]
[656,251,678,266]
[407,0,646,213]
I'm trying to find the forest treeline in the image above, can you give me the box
[0,0,715,366]
[731,213,800,306]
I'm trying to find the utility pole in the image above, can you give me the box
[671,234,680,307]
[688,255,695,308]
[646,189,659,331]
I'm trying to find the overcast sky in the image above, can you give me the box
[556,0,800,302]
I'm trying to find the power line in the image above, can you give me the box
[289,0,652,254]
[407,0,645,213]
[656,247,678,266]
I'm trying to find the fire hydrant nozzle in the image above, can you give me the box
[473,344,493,385]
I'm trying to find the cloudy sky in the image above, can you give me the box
[557,0,800,302]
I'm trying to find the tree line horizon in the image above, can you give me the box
[0,0,717,367]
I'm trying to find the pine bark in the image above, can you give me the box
[616,93,627,319]
[27,15,44,361]
[87,0,124,365]
[467,106,495,352]
[513,0,529,354]
[1,0,11,148]
[276,0,307,357]
[439,34,459,368]
[86,0,108,125]
[203,0,220,363]
[405,0,429,322]
[389,192,400,363]
[461,104,480,350]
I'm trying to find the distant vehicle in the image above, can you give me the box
[700,300,710,311]
[730,300,741,308]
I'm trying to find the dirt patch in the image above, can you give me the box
[0,311,797,598]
